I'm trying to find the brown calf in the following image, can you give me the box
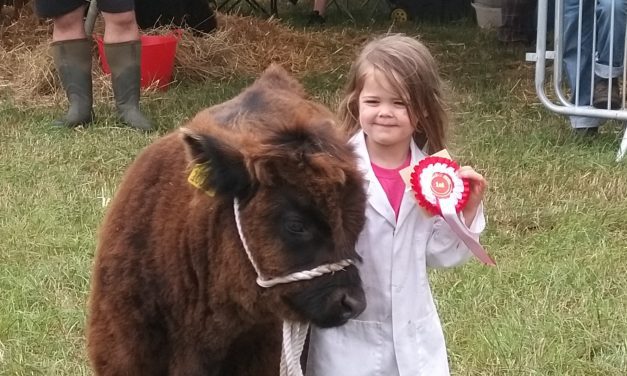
[87,65,367,375]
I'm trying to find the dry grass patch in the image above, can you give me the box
[1,8,365,108]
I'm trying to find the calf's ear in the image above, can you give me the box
[256,63,305,97]
[180,127,251,199]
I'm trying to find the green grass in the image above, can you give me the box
[2,10,627,376]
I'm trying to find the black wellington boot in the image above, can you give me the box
[51,39,93,127]
[105,40,154,131]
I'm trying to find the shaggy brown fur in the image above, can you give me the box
[87,65,367,375]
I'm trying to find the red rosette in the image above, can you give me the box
[410,156,470,216]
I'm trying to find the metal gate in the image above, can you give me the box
[530,0,627,161]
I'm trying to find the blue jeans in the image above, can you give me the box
[563,0,627,128]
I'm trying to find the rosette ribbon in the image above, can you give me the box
[410,156,495,266]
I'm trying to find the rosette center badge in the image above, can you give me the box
[403,153,495,266]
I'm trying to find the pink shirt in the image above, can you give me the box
[371,154,411,220]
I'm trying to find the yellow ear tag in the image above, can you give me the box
[188,164,215,197]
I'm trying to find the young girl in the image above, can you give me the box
[305,34,487,376]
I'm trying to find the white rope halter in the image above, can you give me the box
[233,198,354,376]
[233,199,354,288]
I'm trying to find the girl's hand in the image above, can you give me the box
[457,166,487,227]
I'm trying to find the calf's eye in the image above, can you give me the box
[285,220,305,234]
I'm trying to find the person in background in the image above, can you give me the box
[497,0,537,45]
[308,0,326,24]
[563,0,626,134]
[34,0,153,130]
[305,34,487,376]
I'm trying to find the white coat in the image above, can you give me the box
[306,131,485,376]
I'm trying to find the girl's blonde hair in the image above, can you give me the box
[338,34,448,154]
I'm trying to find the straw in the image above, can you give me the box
[1,8,364,109]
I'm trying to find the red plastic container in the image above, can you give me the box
[96,30,181,90]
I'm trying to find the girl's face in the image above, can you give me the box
[358,69,413,152]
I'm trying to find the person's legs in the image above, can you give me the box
[563,0,603,129]
[593,0,626,109]
[308,0,326,24]
[563,0,595,107]
[497,0,536,43]
[37,2,94,127]
[100,3,153,130]
[51,4,86,41]
[101,10,140,43]
[595,0,626,76]
[50,37,94,127]
[33,0,83,21]
[313,0,327,14]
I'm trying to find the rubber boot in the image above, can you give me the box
[105,40,153,131]
[593,78,621,110]
[51,39,93,127]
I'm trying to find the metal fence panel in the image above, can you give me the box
[530,0,627,161]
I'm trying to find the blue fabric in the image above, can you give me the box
[563,0,627,127]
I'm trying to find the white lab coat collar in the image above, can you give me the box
[350,130,427,228]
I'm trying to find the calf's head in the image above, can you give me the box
[182,106,367,328]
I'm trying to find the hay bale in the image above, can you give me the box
[1,11,365,108]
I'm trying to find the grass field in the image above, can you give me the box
[1,6,627,376]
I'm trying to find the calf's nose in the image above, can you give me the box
[340,292,366,320]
